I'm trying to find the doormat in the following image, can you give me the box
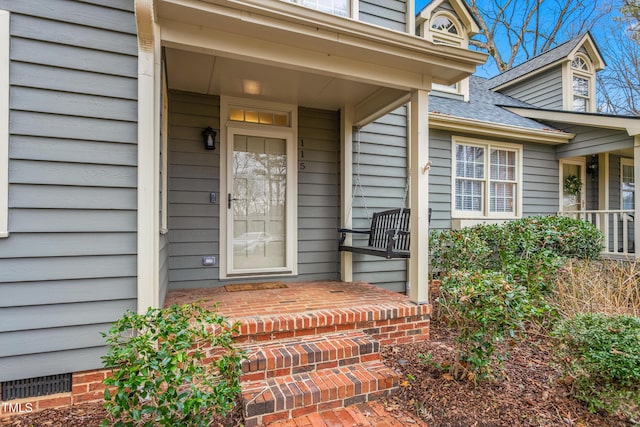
[224,282,288,292]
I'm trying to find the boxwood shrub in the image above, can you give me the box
[552,313,640,420]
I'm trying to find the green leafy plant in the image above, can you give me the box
[552,313,640,420]
[437,271,533,381]
[101,304,244,427]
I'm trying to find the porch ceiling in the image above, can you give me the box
[165,47,400,112]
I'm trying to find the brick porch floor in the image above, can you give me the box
[164,281,431,427]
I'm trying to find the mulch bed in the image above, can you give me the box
[1,321,632,427]
[381,319,632,427]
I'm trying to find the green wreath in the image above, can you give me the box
[564,174,582,196]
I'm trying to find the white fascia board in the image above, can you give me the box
[157,0,487,87]
[502,106,640,136]
[429,113,574,144]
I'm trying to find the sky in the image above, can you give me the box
[413,0,624,78]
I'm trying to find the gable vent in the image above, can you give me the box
[1,374,72,401]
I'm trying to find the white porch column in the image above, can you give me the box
[340,105,354,282]
[135,0,161,312]
[408,90,429,304]
[635,135,640,260]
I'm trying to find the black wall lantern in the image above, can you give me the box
[202,126,217,150]
[587,155,598,180]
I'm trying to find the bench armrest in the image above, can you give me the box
[338,228,370,245]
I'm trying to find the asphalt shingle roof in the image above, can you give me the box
[486,36,583,89]
[429,76,563,132]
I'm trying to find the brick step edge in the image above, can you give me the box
[241,361,401,427]
[239,330,380,382]
[228,303,430,338]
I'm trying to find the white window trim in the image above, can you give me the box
[429,12,465,47]
[0,10,9,238]
[451,136,523,220]
[283,0,357,18]
[621,157,634,210]
[219,96,298,280]
[570,54,595,112]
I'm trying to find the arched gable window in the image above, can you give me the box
[430,12,463,46]
[570,54,594,112]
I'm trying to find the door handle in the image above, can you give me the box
[228,193,240,209]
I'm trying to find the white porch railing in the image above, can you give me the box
[558,210,635,257]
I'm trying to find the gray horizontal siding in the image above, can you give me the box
[0,0,137,382]
[296,107,340,280]
[554,125,633,159]
[500,67,564,109]
[359,0,406,32]
[351,107,408,292]
[167,91,221,289]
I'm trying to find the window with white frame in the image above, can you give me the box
[571,55,593,112]
[283,0,350,17]
[0,9,9,238]
[430,13,463,46]
[621,158,635,210]
[453,138,522,218]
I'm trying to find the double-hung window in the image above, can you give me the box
[282,0,350,17]
[453,138,522,218]
[571,55,593,112]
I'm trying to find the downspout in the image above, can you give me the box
[135,0,161,312]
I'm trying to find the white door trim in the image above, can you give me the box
[219,97,298,279]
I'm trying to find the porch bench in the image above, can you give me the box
[338,208,411,259]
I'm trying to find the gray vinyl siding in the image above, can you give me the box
[554,125,633,159]
[359,0,406,32]
[297,108,341,281]
[428,130,560,229]
[500,67,564,109]
[167,91,221,289]
[0,0,138,381]
[167,92,341,289]
[351,107,408,292]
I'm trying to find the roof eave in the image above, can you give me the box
[429,112,574,144]
[501,106,640,136]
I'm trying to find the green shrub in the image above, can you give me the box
[438,270,533,381]
[552,313,640,420]
[101,304,244,427]
[430,216,604,295]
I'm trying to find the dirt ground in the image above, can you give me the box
[0,321,632,427]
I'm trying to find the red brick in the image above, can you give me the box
[73,390,104,404]
[73,371,107,384]
[36,395,73,410]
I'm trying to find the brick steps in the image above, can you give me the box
[241,361,400,427]
[239,331,380,382]
[208,285,432,426]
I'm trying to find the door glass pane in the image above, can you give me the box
[232,135,286,271]
[622,164,635,210]
[562,163,583,211]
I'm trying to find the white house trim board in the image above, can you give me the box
[408,90,429,305]
[635,136,640,259]
[502,107,640,136]
[430,113,573,144]
[135,0,161,312]
[0,10,9,238]
[340,105,354,282]
[156,0,486,87]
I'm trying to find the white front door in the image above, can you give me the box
[225,126,295,276]
[560,159,586,212]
